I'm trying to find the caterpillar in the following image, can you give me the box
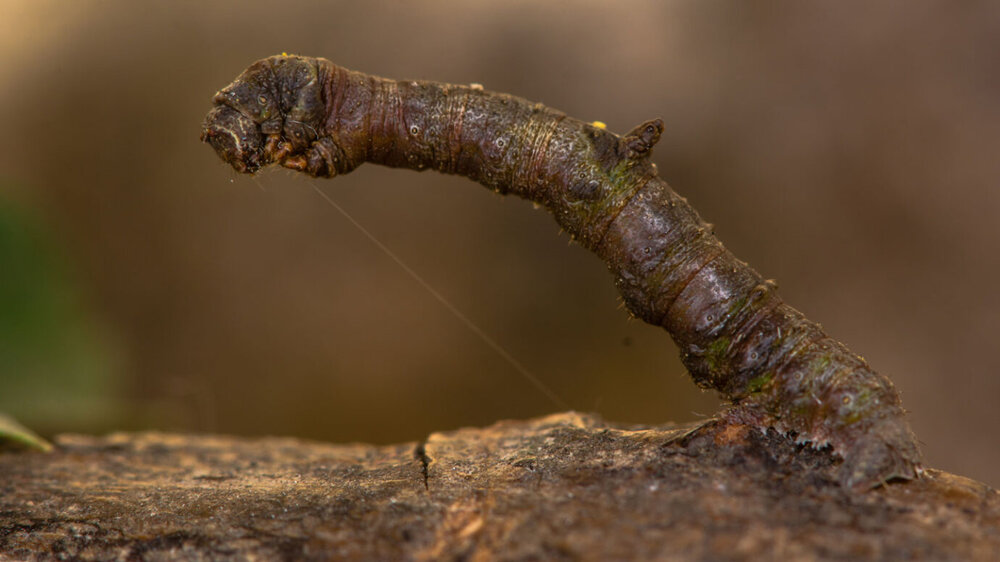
[201,54,921,491]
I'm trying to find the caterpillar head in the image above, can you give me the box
[202,55,325,173]
[201,104,265,173]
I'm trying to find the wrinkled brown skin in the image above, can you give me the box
[201,55,922,491]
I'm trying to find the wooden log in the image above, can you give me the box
[1,412,996,560]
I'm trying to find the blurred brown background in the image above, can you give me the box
[1,1,997,486]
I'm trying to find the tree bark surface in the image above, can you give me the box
[1,412,996,561]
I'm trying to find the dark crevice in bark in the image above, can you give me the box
[414,440,431,491]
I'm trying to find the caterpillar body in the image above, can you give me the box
[201,55,921,490]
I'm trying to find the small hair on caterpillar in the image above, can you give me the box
[201,54,922,491]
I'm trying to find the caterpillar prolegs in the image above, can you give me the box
[201,54,921,490]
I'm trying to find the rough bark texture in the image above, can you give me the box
[1,413,996,561]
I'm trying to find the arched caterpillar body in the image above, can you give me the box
[201,55,921,490]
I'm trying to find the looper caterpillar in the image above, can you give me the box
[201,54,922,490]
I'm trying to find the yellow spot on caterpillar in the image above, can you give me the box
[281,52,288,56]
[592,121,607,129]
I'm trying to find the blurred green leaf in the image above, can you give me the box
[0,186,121,434]
[0,412,52,452]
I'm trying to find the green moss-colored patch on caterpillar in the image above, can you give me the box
[744,371,775,395]
[201,54,922,491]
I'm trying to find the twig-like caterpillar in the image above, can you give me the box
[201,55,921,490]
